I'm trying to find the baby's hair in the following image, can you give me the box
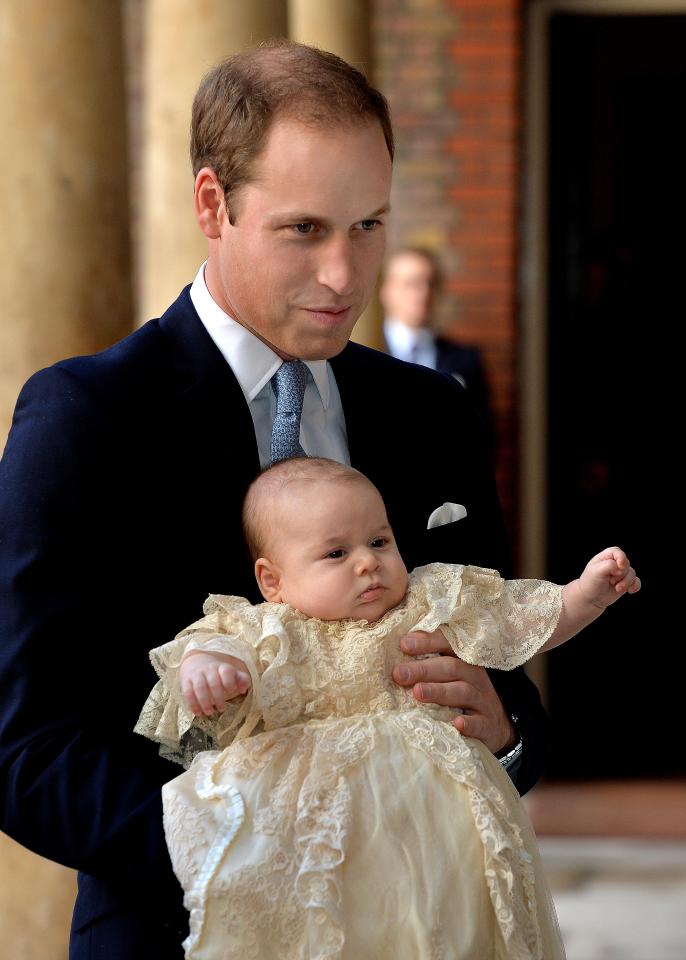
[242,457,373,561]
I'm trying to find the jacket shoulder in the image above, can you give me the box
[22,287,197,406]
[334,340,465,395]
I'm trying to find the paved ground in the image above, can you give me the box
[540,838,686,960]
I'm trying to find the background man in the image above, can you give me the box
[0,40,546,959]
[381,246,494,446]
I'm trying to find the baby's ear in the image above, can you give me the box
[254,558,283,602]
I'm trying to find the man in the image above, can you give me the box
[381,246,494,445]
[0,41,547,958]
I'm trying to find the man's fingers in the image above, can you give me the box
[393,655,467,686]
[400,629,451,656]
[451,712,482,741]
[412,679,478,709]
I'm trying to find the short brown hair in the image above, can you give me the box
[386,247,443,286]
[191,39,394,221]
[242,456,374,561]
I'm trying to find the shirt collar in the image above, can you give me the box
[384,318,434,355]
[190,262,331,407]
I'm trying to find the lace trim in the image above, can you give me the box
[170,717,377,960]
[389,712,544,960]
[180,754,246,958]
[411,563,564,670]
[163,712,549,959]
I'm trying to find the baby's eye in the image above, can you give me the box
[326,549,345,559]
[370,537,387,549]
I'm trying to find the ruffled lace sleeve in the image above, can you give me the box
[134,595,271,768]
[410,562,563,670]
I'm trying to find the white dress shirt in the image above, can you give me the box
[190,263,350,468]
[383,319,438,370]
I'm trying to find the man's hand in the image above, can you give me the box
[180,651,251,717]
[391,629,515,754]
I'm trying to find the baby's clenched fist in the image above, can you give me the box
[180,651,251,716]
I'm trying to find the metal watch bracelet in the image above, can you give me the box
[496,712,523,769]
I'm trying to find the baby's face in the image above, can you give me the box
[260,479,409,621]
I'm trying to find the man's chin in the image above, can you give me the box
[288,330,356,361]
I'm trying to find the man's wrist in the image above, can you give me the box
[496,712,523,770]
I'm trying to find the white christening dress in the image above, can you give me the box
[136,563,566,960]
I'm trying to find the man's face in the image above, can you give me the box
[380,251,439,329]
[263,478,409,622]
[206,117,392,360]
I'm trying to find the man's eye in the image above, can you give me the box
[370,538,387,548]
[359,219,380,232]
[327,549,345,559]
[293,222,315,235]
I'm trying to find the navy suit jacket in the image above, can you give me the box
[0,288,548,957]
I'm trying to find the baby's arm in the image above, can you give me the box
[179,651,252,717]
[540,546,641,654]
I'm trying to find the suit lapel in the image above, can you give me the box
[158,287,261,484]
[330,343,391,486]
[329,343,414,539]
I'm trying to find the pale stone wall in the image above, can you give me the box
[0,833,75,960]
[0,1,133,448]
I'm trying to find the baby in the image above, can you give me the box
[136,456,639,960]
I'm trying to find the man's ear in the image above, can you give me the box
[254,558,283,602]
[194,166,227,239]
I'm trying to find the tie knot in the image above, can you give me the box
[272,360,309,413]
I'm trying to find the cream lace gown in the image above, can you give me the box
[136,563,566,960]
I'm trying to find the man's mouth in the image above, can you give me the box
[303,306,353,327]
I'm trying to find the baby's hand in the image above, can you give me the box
[180,651,251,717]
[578,546,641,609]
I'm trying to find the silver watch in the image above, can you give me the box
[497,713,523,769]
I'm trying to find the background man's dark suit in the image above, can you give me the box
[434,336,495,451]
[0,288,548,958]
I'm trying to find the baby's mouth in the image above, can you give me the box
[359,583,385,601]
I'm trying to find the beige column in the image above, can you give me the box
[289,0,383,350]
[0,832,74,960]
[0,2,130,950]
[139,0,288,323]
[0,1,133,448]
[288,0,371,72]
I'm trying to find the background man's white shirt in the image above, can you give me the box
[384,318,437,370]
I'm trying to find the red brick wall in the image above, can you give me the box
[373,0,522,558]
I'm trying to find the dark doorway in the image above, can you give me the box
[544,13,685,779]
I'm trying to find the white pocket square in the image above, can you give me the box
[427,502,467,530]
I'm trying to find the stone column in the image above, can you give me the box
[288,0,383,350]
[289,0,371,72]
[0,1,133,448]
[0,2,129,949]
[139,0,288,323]
[0,832,74,960]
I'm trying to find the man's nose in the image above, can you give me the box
[317,236,355,296]
[355,548,380,575]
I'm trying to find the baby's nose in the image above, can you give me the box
[355,548,380,574]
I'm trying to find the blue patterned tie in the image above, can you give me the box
[270,360,309,464]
